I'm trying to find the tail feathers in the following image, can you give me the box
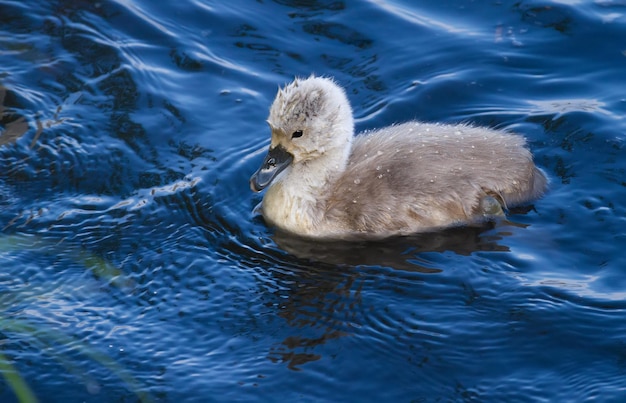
[531,167,548,199]
[502,166,548,208]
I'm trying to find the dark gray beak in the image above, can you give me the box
[250,145,293,192]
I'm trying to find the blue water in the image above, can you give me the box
[1,0,626,401]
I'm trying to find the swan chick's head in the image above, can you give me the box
[251,76,354,192]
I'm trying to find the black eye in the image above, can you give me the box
[292,130,303,138]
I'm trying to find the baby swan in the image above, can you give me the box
[250,76,547,239]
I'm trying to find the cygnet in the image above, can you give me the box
[250,76,547,239]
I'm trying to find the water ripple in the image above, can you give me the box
[1,0,626,400]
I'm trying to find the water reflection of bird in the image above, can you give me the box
[251,76,546,239]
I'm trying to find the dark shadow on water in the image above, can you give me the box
[0,86,29,146]
[262,252,362,370]
[258,216,530,369]
[270,219,527,273]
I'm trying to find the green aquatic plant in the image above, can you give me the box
[0,351,38,403]
[0,234,150,403]
[1,317,152,403]
[0,234,134,288]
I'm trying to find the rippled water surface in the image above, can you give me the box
[1,0,626,401]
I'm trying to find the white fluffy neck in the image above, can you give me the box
[294,148,349,193]
[263,144,351,236]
